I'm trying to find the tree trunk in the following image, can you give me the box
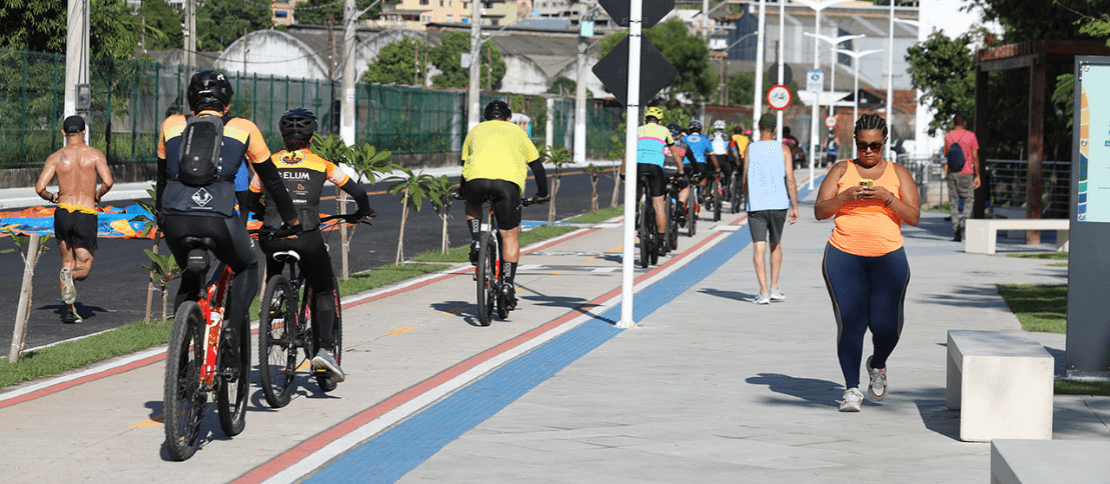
[9,234,41,362]
[590,177,599,212]
[161,284,169,323]
[548,177,560,225]
[145,232,160,323]
[441,214,449,253]
[395,190,409,265]
[610,166,621,207]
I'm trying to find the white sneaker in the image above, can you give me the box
[867,356,887,401]
[60,268,76,304]
[769,288,786,301]
[752,293,771,305]
[839,388,864,412]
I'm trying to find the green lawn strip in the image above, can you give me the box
[995,284,1067,334]
[1055,380,1110,396]
[0,319,173,388]
[1007,252,1068,260]
[413,224,579,263]
[564,206,623,224]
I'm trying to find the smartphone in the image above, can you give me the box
[859,179,874,187]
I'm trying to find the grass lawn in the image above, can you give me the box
[996,284,1067,334]
[564,206,623,224]
[1008,252,1068,260]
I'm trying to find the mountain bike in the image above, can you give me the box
[729,168,744,214]
[636,171,660,269]
[163,238,250,461]
[705,171,723,222]
[253,214,369,408]
[474,195,541,326]
[665,173,683,251]
[686,173,701,237]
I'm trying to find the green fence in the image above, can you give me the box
[1,49,623,169]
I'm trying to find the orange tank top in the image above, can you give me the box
[828,161,903,257]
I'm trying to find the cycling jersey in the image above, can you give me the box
[729,134,750,157]
[636,123,675,168]
[709,131,729,155]
[248,148,350,231]
[462,119,540,194]
[682,133,713,165]
[157,112,270,218]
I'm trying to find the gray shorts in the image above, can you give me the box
[748,209,788,244]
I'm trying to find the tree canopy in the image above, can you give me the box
[197,0,272,52]
[0,0,138,60]
[428,31,505,90]
[361,37,431,86]
[598,18,716,104]
[295,0,382,26]
[905,31,976,136]
[138,0,183,52]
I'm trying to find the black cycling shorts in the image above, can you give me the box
[684,161,705,180]
[464,178,522,230]
[636,164,666,198]
[259,229,335,294]
[54,206,98,250]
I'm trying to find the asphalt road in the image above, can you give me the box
[0,171,623,351]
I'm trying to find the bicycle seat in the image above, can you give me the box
[271,250,301,264]
[181,237,216,275]
[181,237,217,251]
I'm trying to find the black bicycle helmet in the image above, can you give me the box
[483,99,512,121]
[279,108,318,141]
[186,70,234,112]
[666,122,681,135]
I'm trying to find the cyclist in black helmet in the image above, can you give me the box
[246,108,373,382]
[156,69,300,378]
[459,99,550,310]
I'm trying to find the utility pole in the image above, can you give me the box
[65,0,90,143]
[340,0,357,145]
[466,0,483,131]
[184,0,196,69]
[573,14,593,164]
[753,0,765,139]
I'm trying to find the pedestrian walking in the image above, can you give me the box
[742,113,799,305]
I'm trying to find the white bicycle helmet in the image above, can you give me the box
[713,120,727,131]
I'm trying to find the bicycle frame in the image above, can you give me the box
[197,262,233,386]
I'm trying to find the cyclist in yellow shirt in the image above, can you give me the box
[460,100,550,310]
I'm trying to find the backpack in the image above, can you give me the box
[176,114,226,186]
[946,132,968,172]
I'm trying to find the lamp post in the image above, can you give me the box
[753,0,766,137]
[886,0,894,160]
[793,0,846,188]
[836,47,883,158]
[803,32,864,117]
[711,30,760,106]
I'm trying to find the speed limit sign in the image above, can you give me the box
[825,115,837,129]
[767,85,792,111]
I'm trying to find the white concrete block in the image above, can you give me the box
[947,330,1054,442]
[992,439,1110,484]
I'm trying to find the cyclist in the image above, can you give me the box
[618,106,683,256]
[460,100,550,310]
[156,70,301,375]
[666,123,691,227]
[729,125,750,174]
[709,120,732,197]
[246,108,373,382]
[679,119,720,216]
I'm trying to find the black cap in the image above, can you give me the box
[63,115,86,134]
[758,113,777,130]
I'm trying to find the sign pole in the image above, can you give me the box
[618,0,643,329]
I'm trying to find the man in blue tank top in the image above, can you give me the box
[743,113,799,305]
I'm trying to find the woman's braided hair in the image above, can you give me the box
[854,113,888,139]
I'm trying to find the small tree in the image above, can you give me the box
[425,175,457,253]
[542,145,573,225]
[385,168,436,265]
[4,230,51,362]
[139,249,181,323]
[134,188,162,323]
[583,163,608,212]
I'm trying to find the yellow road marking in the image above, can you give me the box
[548,270,565,275]
[606,244,623,253]
[584,257,597,262]
[297,359,312,371]
[385,326,417,335]
[131,417,162,428]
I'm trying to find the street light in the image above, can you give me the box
[711,30,760,105]
[836,47,883,158]
[803,32,864,117]
[793,0,847,188]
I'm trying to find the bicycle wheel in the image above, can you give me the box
[687,192,698,237]
[476,232,496,326]
[664,196,676,251]
[163,301,206,461]
[258,275,297,408]
[217,312,249,437]
[639,201,651,268]
[712,179,722,222]
[730,172,742,214]
[313,279,343,392]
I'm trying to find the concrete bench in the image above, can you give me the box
[992,439,1110,484]
[964,218,1070,254]
[946,330,1054,442]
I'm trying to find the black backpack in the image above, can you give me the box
[176,114,226,186]
[946,132,968,172]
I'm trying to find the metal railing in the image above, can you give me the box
[899,156,1071,218]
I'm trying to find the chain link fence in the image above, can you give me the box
[1,49,624,171]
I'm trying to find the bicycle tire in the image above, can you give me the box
[639,201,651,268]
[314,278,343,392]
[664,196,677,251]
[258,275,297,408]
[163,301,206,461]
[713,179,722,222]
[730,172,742,214]
[217,312,249,437]
[687,193,698,237]
[476,232,495,326]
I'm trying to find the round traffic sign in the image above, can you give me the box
[767,85,792,111]
[825,115,837,129]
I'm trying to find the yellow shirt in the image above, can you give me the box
[461,120,540,194]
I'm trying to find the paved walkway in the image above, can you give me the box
[1,174,1106,483]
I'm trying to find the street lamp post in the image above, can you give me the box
[836,47,883,158]
[803,32,864,116]
[793,0,846,188]
[886,0,894,160]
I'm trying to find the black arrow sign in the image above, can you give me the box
[598,0,675,29]
[592,36,678,107]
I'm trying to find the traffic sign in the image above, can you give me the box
[768,64,793,86]
[598,0,675,29]
[767,85,792,111]
[806,68,824,93]
[825,115,837,129]
[592,36,678,107]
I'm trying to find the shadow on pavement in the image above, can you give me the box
[745,373,845,408]
[914,398,961,441]
[698,288,757,303]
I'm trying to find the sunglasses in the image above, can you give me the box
[855,140,886,153]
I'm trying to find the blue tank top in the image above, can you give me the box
[746,140,790,212]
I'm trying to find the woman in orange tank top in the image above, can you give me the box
[813,114,920,412]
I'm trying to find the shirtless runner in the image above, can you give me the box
[35,116,113,323]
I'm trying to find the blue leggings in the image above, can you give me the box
[822,244,910,389]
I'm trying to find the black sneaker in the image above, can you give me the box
[655,235,667,256]
[220,329,241,378]
[676,203,688,228]
[469,241,480,265]
[501,285,518,310]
